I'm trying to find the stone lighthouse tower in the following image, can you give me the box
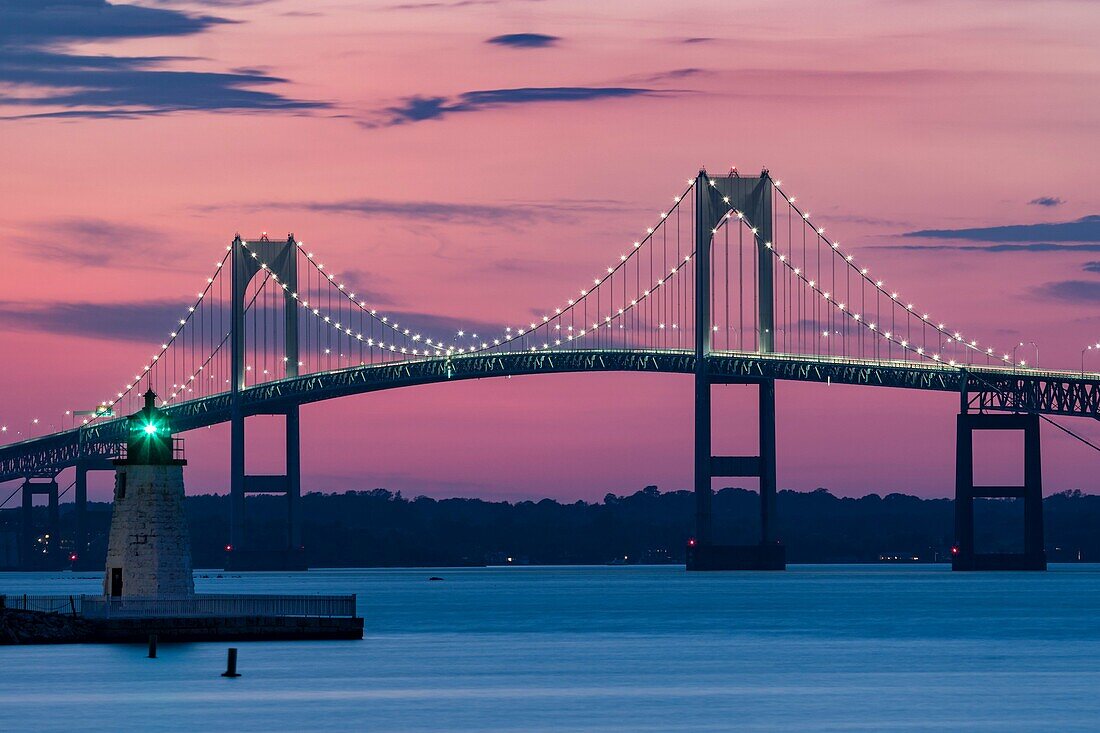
[103,389,194,598]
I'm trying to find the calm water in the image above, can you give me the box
[2,565,1099,732]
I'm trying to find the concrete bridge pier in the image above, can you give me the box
[952,411,1046,571]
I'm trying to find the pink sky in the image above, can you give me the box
[2,0,1100,502]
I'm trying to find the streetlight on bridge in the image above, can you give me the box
[1082,343,1100,375]
[1013,341,1039,373]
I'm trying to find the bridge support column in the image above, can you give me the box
[286,405,302,552]
[74,463,87,565]
[759,379,778,547]
[687,377,785,571]
[20,481,31,569]
[694,373,713,545]
[952,412,1045,571]
[230,409,245,553]
[19,478,61,570]
[226,409,305,572]
[227,233,305,571]
[69,460,112,570]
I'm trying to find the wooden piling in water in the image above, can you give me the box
[222,647,241,677]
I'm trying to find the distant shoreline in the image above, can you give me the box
[4,487,1097,569]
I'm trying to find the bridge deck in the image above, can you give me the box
[2,349,1098,482]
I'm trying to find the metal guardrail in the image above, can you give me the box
[1,593,356,618]
[79,593,357,619]
[116,436,185,461]
[0,594,81,614]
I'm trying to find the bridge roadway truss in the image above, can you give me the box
[4,348,1099,481]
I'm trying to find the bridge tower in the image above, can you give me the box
[687,169,785,570]
[952,379,1046,570]
[228,234,304,571]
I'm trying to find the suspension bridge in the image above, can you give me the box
[3,169,1098,571]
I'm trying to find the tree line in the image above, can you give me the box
[7,486,1098,568]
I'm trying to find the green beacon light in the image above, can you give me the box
[120,389,183,466]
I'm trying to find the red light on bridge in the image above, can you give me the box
[687,538,696,547]
[951,546,959,555]
[224,544,233,552]
[69,553,78,562]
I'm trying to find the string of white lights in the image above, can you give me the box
[151,250,699,414]
[161,329,230,405]
[290,181,697,357]
[294,242,459,353]
[143,240,469,411]
[517,246,697,351]
[267,234,700,358]
[274,175,928,362]
[761,176,1012,365]
[157,268,278,406]
[722,204,975,367]
[241,241,449,359]
[86,248,233,423]
[478,180,698,352]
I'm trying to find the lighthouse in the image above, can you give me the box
[103,389,194,598]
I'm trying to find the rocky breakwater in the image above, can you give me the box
[0,608,94,645]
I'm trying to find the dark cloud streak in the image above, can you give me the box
[903,215,1100,242]
[626,68,708,84]
[373,86,660,126]
[486,33,559,48]
[15,218,163,267]
[245,196,627,224]
[0,299,194,344]
[147,1,275,6]
[0,0,226,44]
[0,0,325,119]
[0,298,496,347]
[884,242,1100,253]
[1033,280,1100,304]
[328,269,397,306]
[387,0,538,9]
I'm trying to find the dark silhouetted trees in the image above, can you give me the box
[5,486,1099,568]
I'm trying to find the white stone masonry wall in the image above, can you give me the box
[103,464,195,598]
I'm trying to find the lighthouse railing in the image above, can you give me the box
[79,593,357,619]
[0,594,82,615]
